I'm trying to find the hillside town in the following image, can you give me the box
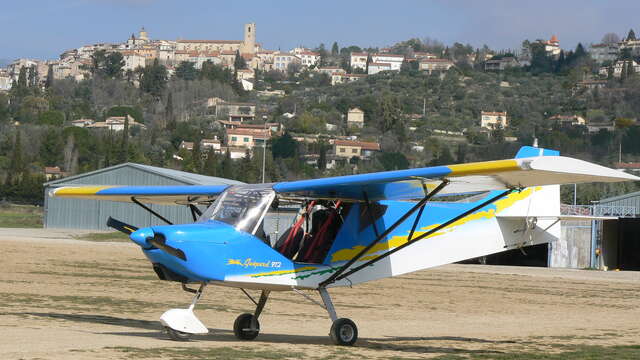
[3,22,640,204]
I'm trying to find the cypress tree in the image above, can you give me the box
[6,131,24,186]
[118,116,130,163]
[221,149,233,179]
[165,91,175,130]
[45,64,54,89]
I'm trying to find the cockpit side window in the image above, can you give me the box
[199,186,275,234]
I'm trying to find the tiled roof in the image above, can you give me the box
[178,39,242,44]
[334,139,380,150]
[481,111,507,116]
[227,128,270,137]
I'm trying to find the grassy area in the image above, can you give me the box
[72,231,130,242]
[106,344,640,360]
[107,346,305,360]
[0,203,43,228]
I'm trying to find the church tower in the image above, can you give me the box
[139,27,149,42]
[242,23,256,54]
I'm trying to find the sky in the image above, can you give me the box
[1,0,640,61]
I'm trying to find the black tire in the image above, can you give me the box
[330,318,358,346]
[233,313,260,340]
[165,326,192,341]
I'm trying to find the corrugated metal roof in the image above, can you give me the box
[45,163,243,186]
[599,190,640,204]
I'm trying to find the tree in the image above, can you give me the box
[39,130,64,166]
[45,64,54,89]
[28,65,39,89]
[378,94,402,133]
[165,91,175,130]
[234,50,247,70]
[202,149,219,176]
[106,106,143,123]
[5,131,25,186]
[271,133,297,158]
[140,59,167,97]
[175,61,198,80]
[38,110,65,126]
[117,115,130,163]
[221,149,233,179]
[601,33,620,44]
[104,52,125,79]
[87,49,107,77]
[626,29,636,41]
[331,42,339,56]
[378,152,409,170]
[0,93,9,123]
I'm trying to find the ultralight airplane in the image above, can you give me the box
[51,146,638,345]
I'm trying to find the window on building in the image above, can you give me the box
[340,148,345,153]
[352,148,358,154]
[231,136,237,141]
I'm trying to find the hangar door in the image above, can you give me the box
[616,218,640,270]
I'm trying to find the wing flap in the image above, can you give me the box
[50,185,229,205]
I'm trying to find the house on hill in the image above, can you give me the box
[480,111,508,129]
[347,108,365,128]
[333,139,380,159]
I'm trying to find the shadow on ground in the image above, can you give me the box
[19,312,510,356]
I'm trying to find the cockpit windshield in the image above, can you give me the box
[199,185,275,234]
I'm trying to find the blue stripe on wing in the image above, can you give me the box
[273,166,452,201]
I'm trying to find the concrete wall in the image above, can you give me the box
[550,220,592,268]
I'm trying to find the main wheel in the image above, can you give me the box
[330,318,358,346]
[165,326,192,341]
[233,313,260,340]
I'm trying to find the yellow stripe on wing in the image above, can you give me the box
[447,159,521,176]
[52,186,116,197]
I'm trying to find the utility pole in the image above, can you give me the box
[619,142,622,163]
[422,98,426,116]
[262,116,267,183]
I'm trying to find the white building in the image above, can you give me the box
[368,62,392,75]
[598,60,640,77]
[0,71,12,91]
[418,59,454,73]
[350,52,368,71]
[371,53,404,71]
[480,111,508,129]
[121,51,147,71]
[291,49,320,67]
[273,52,301,71]
[317,66,345,75]
[589,43,620,64]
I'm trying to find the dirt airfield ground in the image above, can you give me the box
[1,228,639,360]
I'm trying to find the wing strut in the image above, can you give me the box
[324,188,515,285]
[189,204,202,222]
[319,180,450,287]
[131,197,173,225]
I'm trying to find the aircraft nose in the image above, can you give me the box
[130,227,154,248]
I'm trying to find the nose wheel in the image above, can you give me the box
[165,326,192,341]
[233,313,260,340]
[233,289,270,341]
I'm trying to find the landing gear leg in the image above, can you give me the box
[319,287,358,346]
[160,283,208,341]
[234,290,270,340]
